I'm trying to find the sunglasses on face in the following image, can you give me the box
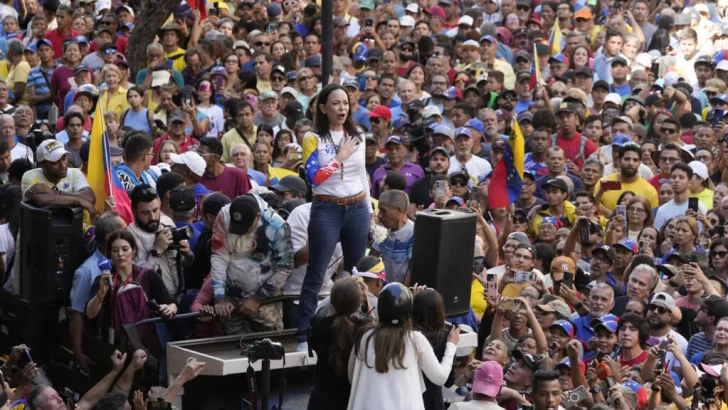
[104,48,117,55]
[648,304,669,314]
[256,41,271,47]
[271,76,286,82]
[513,217,527,224]
[299,75,314,81]
[660,127,677,134]
[517,5,530,10]
[451,180,467,187]
[713,250,728,258]
[198,84,211,92]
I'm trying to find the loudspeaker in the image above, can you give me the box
[20,203,83,305]
[411,209,476,317]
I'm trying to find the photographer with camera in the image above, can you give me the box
[211,194,293,334]
[127,184,192,299]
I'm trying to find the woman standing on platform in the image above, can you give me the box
[296,83,371,350]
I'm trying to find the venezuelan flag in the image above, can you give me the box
[549,19,565,56]
[530,43,541,91]
[487,120,525,208]
[187,0,208,20]
[88,100,133,223]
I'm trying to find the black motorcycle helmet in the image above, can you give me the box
[377,283,413,326]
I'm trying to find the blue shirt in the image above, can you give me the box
[573,313,595,343]
[175,221,202,250]
[353,105,371,131]
[606,271,627,295]
[27,65,55,114]
[70,249,105,313]
[247,168,267,186]
[514,99,533,114]
[191,183,212,220]
[135,68,185,89]
[611,83,632,97]
[524,153,549,177]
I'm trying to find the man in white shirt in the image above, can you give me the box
[654,163,707,231]
[647,292,688,370]
[449,127,492,182]
[0,114,32,162]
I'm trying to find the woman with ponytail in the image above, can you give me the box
[348,283,460,410]
[307,277,373,410]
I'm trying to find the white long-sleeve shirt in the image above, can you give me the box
[347,330,456,410]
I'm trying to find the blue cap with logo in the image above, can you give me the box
[454,127,472,139]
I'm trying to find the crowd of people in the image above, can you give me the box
[1,0,728,408]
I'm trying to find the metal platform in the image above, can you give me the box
[166,327,478,409]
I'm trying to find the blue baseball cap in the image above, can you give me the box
[35,38,53,49]
[555,357,575,370]
[549,319,574,337]
[540,217,558,227]
[454,127,472,139]
[549,53,565,63]
[353,44,369,62]
[479,34,495,43]
[710,93,728,105]
[447,197,465,207]
[611,134,633,146]
[591,319,618,333]
[74,65,91,75]
[614,238,638,253]
[465,119,485,134]
[75,35,90,45]
[385,135,406,146]
[393,117,411,130]
[305,55,321,67]
[342,78,359,89]
[286,71,298,80]
[24,43,37,53]
[442,86,461,100]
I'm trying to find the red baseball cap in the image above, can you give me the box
[425,6,446,20]
[368,105,392,120]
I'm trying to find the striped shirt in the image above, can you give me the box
[687,332,712,361]
[27,64,55,114]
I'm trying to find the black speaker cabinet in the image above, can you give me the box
[20,203,84,305]
[411,209,476,317]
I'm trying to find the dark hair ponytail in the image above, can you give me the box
[329,278,363,378]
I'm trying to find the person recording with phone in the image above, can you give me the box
[594,144,658,213]
[126,184,193,298]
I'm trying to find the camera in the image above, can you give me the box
[171,226,193,243]
[240,338,285,362]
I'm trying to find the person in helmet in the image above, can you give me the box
[348,283,460,410]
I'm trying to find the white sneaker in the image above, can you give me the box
[296,341,308,352]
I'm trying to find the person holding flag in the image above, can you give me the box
[87,92,133,224]
[487,117,525,209]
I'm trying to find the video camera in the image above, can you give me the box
[240,338,285,363]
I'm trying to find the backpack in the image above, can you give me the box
[551,134,589,166]
[112,267,151,344]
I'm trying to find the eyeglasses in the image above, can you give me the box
[660,127,677,134]
[712,250,728,258]
[256,41,272,47]
[648,304,669,314]
[401,46,414,52]
[271,76,286,82]
[299,75,314,81]
[364,75,377,80]
[513,253,533,261]
[660,156,679,163]
[513,217,527,224]
[628,206,645,214]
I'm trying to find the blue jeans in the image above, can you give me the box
[296,198,370,342]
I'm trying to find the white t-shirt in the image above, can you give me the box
[20,168,90,200]
[281,202,338,296]
[0,223,16,271]
[449,154,492,182]
[197,104,224,138]
[654,197,708,232]
[11,141,33,162]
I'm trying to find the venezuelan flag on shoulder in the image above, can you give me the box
[87,100,133,224]
[487,120,525,208]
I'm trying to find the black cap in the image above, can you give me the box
[202,192,231,216]
[377,283,413,325]
[542,178,569,193]
[556,102,577,115]
[367,47,383,60]
[575,66,593,77]
[228,195,260,235]
[593,80,609,91]
[535,43,550,56]
[516,71,531,83]
[702,295,728,320]
[278,197,306,220]
[272,176,308,196]
[513,350,540,373]
[284,101,305,123]
[592,245,616,264]
[611,56,629,67]
[169,186,197,212]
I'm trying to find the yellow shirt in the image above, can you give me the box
[503,282,530,298]
[692,187,713,210]
[594,174,659,211]
[530,201,577,237]
[220,127,258,163]
[7,61,31,106]
[165,47,187,72]
[0,60,8,80]
[102,86,130,118]
[471,279,488,317]
[257,78,272,93]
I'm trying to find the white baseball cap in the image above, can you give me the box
[400,15,416,27]
[458,16,473,27]
[170,151,206,177]
[604,93,622,107]
[689,160,709,180]
[36,140,69,163]
[405,3,419,13]
[423,105,442,119]
[281,86,298,97]
[717,60,728,71]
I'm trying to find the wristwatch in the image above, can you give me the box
[589,385,601,394]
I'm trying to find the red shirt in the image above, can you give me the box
[45,28,80,59]
[554,131,597,172]
[619,350,648,367]
[89,36,128,56]
[647,174,663,191]
[200,167,252,200]
[153,133,198,164]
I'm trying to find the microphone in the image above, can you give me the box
[98,258,112,289]
[596,362,619,405]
